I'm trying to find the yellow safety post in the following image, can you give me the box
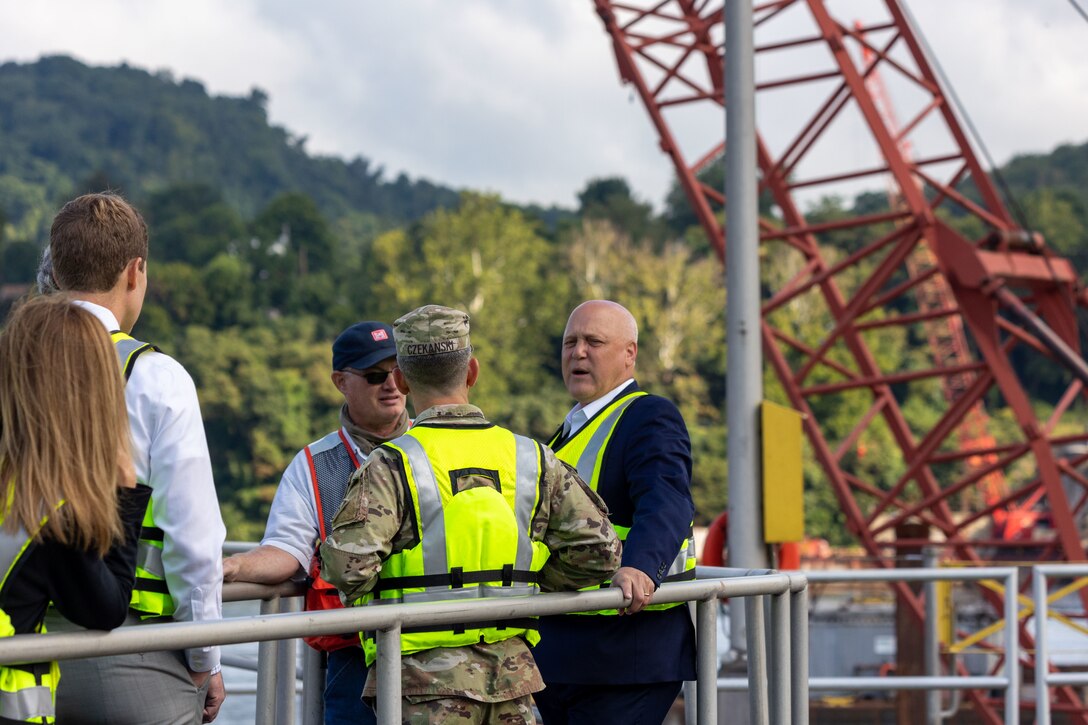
[935,580,953,647]
[760,400,804,543]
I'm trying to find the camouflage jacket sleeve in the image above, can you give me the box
[319,448,413,602]
[533,446,622,592]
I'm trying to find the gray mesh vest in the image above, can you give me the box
[305,430,361,540]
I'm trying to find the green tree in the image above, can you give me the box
[367,193,571,434]
[145,183,245,267]
[200,253,257,329]
[577,177,662,244]
[179,320,340,539]
[250,192,335,274]
[145,261,213,328]
[1021,188,1087,266]
[247,192,336,311]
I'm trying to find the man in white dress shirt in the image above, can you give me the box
[47,192,227,724]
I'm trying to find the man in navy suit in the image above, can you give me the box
[534,299,697,724]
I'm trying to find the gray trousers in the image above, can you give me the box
[47,612,209,725]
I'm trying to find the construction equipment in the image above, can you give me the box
[855,24,1038,543]
[591,0,1088,720]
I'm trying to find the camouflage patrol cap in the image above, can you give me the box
[393,305,471,358]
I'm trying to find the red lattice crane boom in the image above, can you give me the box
[855,24,1037,541]
[591,0,1088,720]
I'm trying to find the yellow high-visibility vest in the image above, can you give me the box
[111,332,173,618]
[356,424,550,666]
[0,508,59,722]
[549,392,695,614]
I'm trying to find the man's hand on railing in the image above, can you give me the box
[221,556,241,583]
[610,566,655,615]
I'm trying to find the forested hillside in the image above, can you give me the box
[0,55,465,233]
[0,56,1085,543]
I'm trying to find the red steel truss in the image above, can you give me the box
[592,0,1088,720]
[856,31,1036,541]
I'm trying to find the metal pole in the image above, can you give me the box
[256,597,280,725]
[1034,568,1050,724]
[791,585,809,725]
[924,547,941,725]
[1004,569,1020,725]
[745,596,770,725]
[375,626,402,725]
[696,598,719,724]
[725,0,769,661]
[275,597,301,725]
[769,590,791,723]
[301,646,325,725]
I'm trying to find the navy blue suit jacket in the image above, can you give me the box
[534,381,697,684]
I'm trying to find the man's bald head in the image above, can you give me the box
[561,300,639,404]
[568,300,638,344]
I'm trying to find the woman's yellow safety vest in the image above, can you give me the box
[549,391,696,614]
[111,332,174,619]
[0,514,59,723]
[357,424,551,666]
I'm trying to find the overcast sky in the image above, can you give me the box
[1,1,1085,211]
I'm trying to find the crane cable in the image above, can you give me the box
[898,2,1033,232]
[901,2,1088,330]
[1068,0,1088,24]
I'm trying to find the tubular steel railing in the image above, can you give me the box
[1033,564,1088,724]
[704,564,1021,725]
[9,557,1070,723]
[0,568,809,725]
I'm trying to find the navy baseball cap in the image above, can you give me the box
[332,322,396,371]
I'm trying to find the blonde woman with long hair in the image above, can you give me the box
[0,295,151,724]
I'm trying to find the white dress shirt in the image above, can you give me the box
[564,378,636,437]
[76,300,225,673]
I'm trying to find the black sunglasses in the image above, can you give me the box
[343,368,394,385]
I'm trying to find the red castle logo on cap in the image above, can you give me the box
[371,329,389,341]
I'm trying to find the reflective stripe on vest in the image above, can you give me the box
[0,530,32,592]
[549,392,696,613]
[0,514,58,722]
[357,425,548,665]
[110,332,158,383]
[0,674,55,723]
[111,332,174,618]
[305,430,361,542]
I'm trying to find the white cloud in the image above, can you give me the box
[0,0,1084,211]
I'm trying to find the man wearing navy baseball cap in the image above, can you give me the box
[224,321,408,725]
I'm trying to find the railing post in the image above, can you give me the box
[301,645,325,725]
[375,625,402,725]
[791,584,808,725]
[1004,568,1019,725]
[745,595,769,725]
[256,596,281,725]
[769,590,791,723]
[696,597,719,724]
[274,597,300,725]
[924,547,941,725]
[1034,567,1050,725]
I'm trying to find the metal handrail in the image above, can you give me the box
[0,571,808,725]
[704,565,1020,725]
[1032,564,1088,724]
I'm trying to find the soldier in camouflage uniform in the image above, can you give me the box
[321,305,622,725]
